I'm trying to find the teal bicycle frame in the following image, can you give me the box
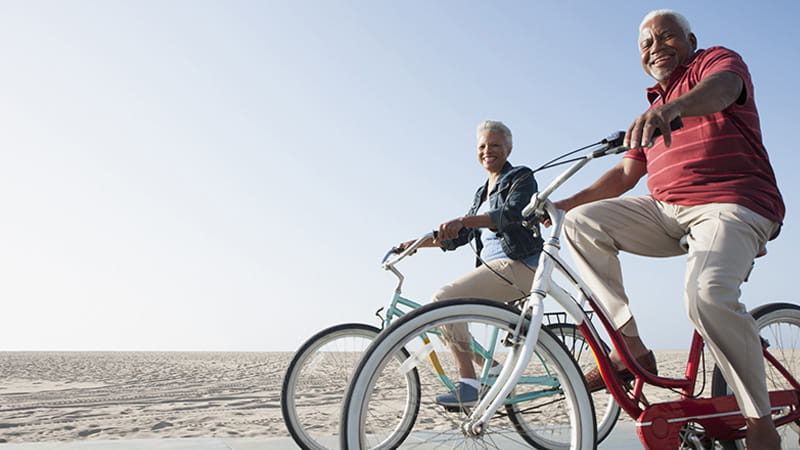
[379,233,567,404]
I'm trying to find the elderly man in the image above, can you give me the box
[554,10,784,448]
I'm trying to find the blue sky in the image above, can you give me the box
[1,1,797,351]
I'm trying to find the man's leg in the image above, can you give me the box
[563,196,685,365]
[679,203,780,448]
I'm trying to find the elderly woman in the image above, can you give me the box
[398,120,542,407]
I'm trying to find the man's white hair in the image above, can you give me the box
[639,9,692,35]
[477,120,512,148]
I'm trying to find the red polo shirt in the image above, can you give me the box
[625,46,785,225]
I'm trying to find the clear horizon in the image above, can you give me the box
[1,1,797,352]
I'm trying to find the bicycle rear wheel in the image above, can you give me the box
[340,299,596,449]
[281,323,420,450]
[546,323,621,444]
[712,302,800,449]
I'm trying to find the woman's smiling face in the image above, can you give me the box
[477,130,511,174]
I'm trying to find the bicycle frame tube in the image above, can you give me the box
[468,295,545,434]
[383,292,421,329]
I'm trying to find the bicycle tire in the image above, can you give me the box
[711,302,800,449]
[340,298,596,449]
[281,323,420,450]
[544,323,621,445]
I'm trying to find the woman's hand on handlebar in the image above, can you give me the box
[397,216,474,253]
[396,234,439,255]
[434,218,465,243]
[396,239,418,255]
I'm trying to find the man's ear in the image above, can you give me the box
[688,32,698,52]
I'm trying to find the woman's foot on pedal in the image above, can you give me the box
[434,382,480,407]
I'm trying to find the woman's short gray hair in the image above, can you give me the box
[639,9,691,35]
[476,120,512,148]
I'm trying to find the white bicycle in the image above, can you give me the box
[339,126,800,449]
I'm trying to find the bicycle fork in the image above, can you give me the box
[463,294,546,436]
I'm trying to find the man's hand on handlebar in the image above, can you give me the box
[625,104,682,149]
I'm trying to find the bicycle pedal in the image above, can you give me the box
[442,405,471,414]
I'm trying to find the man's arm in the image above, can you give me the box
[555,157,646,212]
[625,70,744,149]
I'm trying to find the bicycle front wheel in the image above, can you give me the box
[281,323,420,450]
[340,299,596,449]
[712,302,800,449]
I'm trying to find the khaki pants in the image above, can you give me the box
[432,258,536,353]
[563,196,780,418]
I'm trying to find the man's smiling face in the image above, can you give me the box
[639,14,697,86]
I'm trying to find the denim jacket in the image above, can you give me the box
[441,162,543,266]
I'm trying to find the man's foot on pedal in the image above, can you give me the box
[434,382,480,407]
[745,416,781,450]
[584,350,658,392]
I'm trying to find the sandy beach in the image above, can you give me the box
[0,350,710,444]
[0,352,295,443]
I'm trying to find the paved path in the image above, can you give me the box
[1,422,643,449]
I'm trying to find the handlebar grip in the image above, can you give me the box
[651,117,683,140]
[601,131,625,148]
[597,117,684,157]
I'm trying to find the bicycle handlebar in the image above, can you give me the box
[590,117,683,158]
[523,118,683,221]
[381,231,437,268]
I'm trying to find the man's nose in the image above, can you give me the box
[651,36,667,53]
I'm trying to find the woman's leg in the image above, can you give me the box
[432,259,535,387]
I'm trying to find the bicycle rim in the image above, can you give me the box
[712,302,800,449]
[281,323,382,450]
[341,299,596,449]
